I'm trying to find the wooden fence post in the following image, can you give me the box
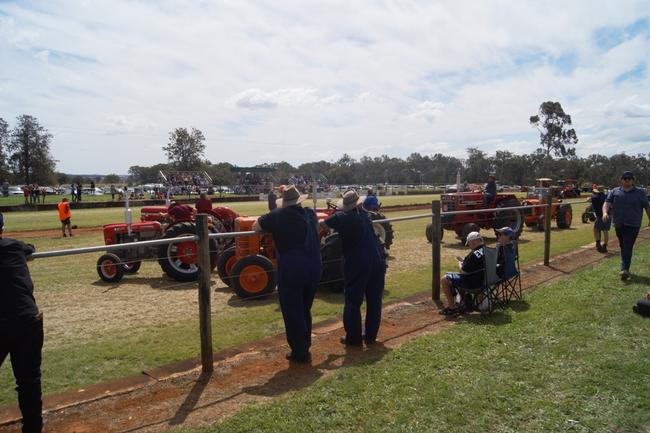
[432,200,441,303]
[543,194,552,266]
[196,214,214,373]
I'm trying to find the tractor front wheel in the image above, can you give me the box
[556,204,573,229]
[460,223,480,245]
[122,260,141,273]
[425,223,444,243]
[216,246,237,287]
[536,215,546,231]
[231,255,276,299]
[97,253,124,283]
[319,233,344,292]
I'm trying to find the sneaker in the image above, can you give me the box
[601,244,607,253]
[619,270,631,281]
[595,241,602,252]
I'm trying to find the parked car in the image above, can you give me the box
[83,187,104,195]
[7,186,25,196]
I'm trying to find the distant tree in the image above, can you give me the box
[103,174,121,184]
[8,115,57,184]
[56,172,70,185]
[0,117,9,180]
[464,148,491,182]
[163,127,206,171]
[529,101,578,158]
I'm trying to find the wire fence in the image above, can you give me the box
[20,200,555,375]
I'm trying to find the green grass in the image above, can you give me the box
[0,199,624,406]
[185,243,650,433]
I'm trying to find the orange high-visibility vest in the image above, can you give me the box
[57,202,71,221]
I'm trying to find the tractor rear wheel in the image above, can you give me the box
[494,199,523,239]
[231,255,276,299]
[320,233,344,292]
[216,246,237,287]
[581,212,589,224]
[524,219,537,228]
[369,212,393,250]
[556,204,573,229]
[425,223,444,243]
[97,253,124,283]
[158,222,218,282]
[122,260,141,274]
[460,223,480,245]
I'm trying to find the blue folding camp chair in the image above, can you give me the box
[496,241,521,303]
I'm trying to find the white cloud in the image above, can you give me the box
[0,0,649,173]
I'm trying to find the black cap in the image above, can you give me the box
[621,171,634,179]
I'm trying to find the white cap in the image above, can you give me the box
[465,231,482,246]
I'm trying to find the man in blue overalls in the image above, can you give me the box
[253,185,321,363]
[321,190,387,346]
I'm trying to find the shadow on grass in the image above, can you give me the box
[462,310,512,326]
[169,371,213,426]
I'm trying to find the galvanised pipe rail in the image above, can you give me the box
[29,204,549,259]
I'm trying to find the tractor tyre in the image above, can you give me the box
[524,219,537,228]
[425,223,444,243]
[460,223,481,245]
[536,215,546,231]
[122,260,141,274]
[494,199,523,239]
[319,233,344,292]
[369,212,393,250]
[231,255,276,299]
[216,246,237,287]
[97,253,124,283]
[556,204,573,229]
[158,222,218,282]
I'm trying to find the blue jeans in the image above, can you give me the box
[615,225,640,271]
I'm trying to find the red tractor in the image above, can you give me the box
[216,201,393,298]
[96,205,235,283]
[425,192,523,244]
[556,178,581,198]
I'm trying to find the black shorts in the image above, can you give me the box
[61,218,71,226]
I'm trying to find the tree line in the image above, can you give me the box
[3,106,650,189]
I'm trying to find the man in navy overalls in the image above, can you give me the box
[322,190,387,346]
[254,185,321,363]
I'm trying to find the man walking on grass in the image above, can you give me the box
[602,171,650,280]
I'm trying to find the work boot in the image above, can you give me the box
[619,270,631,281]
[595,241,602,252]
[601,243,607,253]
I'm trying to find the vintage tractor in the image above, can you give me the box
[520,179,573,230]
[425,192,523,244]
[216,203,392,298]
[96,204,232,283]
[556,178,581,198]
[581,204,596,224]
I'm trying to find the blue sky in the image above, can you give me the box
[1,0,649,174]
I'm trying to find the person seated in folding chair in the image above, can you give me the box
[439,231,485,316]
[495,226,521,303]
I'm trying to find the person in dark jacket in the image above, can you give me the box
[0,212,44,433]
[589,186,610,253]
[484,173,497,204]
[603,171,650,280]
[253,185,321,363]
[321,190,387,346]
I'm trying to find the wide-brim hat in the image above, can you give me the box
[337,190,365,211]
[276,185,308,208]
[592,186,604,193]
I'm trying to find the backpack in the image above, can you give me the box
[633,298,650,317]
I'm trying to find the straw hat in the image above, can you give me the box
[276,185,308,208]
[337,190,365,211]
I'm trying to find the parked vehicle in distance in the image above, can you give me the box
[83,187,104,195]
[7,186,24,195]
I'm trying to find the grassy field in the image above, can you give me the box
[0,197,619,406]
[187,243,650,433]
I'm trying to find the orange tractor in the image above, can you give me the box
[520,178,573,230]
[216,201,393,298]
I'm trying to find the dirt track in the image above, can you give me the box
[2,228,647,433]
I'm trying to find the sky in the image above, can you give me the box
[1,0,649,174]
